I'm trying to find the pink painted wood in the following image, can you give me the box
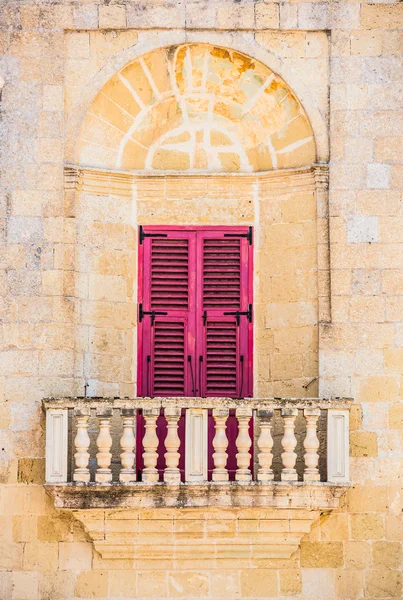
[139,230,196,397]
[138,226,253,398]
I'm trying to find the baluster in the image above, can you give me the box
[212,409,229,482]
[142,408,159,483]
[119,409,136,483]
[303,408,321,482]
[257,409,274,482]
[235,408,252,481]
[95,408,113,483]
[73,409,91,483]
[164,407,181,483]
[281,408,298,482]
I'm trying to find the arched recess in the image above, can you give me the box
[69,42,327,399]
[75,43,317,173]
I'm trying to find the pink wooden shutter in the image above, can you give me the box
[196,228,253,398]
[139,226,253,398]
[138,228,196,397]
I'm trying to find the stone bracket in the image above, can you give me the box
[45,482,348,561]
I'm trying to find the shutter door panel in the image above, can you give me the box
[139,227,252,398]
[197,229,252,398]
[139,229,196,397]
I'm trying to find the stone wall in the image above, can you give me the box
[0,1,402,599]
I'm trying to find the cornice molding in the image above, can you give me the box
[64,164,328,196]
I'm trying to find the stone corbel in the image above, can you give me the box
[64,483,347,561]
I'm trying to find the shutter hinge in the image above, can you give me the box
[139,225,168,245]
[223,226,253,245]
[223,304,252,325]
[139,303,167,325]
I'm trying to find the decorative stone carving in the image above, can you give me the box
[73,410,91,483]
[257,409,274,482]
[142,408,160,483]
[235,408,252,481]
[281,408,298,482]
[95,409,113,483]
[303,408,321,482]
[164,407,181,483]
[212,408,229,482]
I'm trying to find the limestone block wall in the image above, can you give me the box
[0,1,402,599]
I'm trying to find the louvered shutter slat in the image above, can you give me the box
[202,238,241,310]
[151,238,189,311]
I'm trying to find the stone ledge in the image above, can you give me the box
[45,481,348,510]
[46,483,348,560]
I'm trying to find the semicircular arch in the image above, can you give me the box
[74,42,321,173]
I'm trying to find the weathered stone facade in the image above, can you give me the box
[0,1,402,599]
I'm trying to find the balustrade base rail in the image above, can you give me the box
[44,397,351,497]
[45,480,349,510]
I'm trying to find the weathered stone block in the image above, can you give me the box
[302,568,335,597]
[279,569,302,596]
[11,571,39,600]
[351,514,385,541]
[372,541,403,569]
[367,163,391,189]
[23,543,58,571]
[17,458,44,484]
[350,431,378,457]
[300,542,344,568]
[168,571,209,598]
[240,569,278,598]
[75,570,109,598]
[347,215,378,243]
[365,570,402,598]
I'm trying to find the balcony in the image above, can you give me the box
[44,396,350,505]
[43,397,351,560]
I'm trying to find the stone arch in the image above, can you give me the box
[73,42,321,172]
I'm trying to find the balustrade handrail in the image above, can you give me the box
[43,397,351,488]
[43,396,353,410]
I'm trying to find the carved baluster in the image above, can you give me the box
[235,408,252,481]
[142,408,159,483]
[164,408,181,483]
[257,409,274,482]
[95,408,113,483]
[73,409,91,483]
[281,408,298,481]
[303,408,321,482]
[119,409,136,483]
[212,409,229,482]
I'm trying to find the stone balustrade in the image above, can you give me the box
[44,397,351,495]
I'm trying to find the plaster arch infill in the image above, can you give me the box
[65,31,329,168]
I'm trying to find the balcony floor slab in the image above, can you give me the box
[45,481,348,511]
